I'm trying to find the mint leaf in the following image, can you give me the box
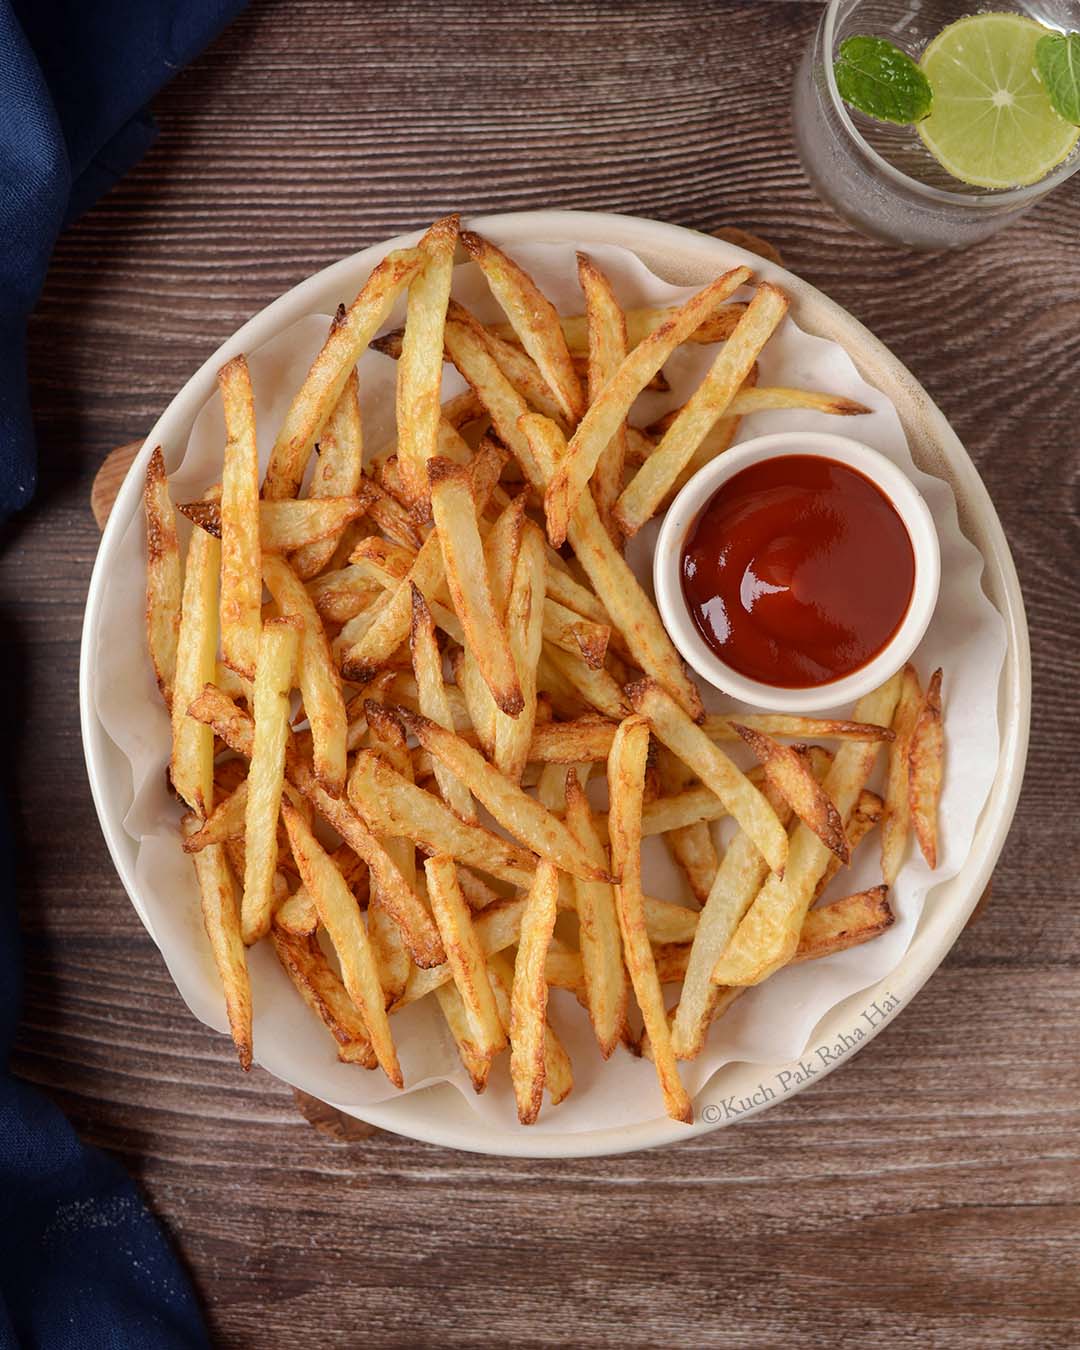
[1036,32,1080,126]
[834,35,933,125]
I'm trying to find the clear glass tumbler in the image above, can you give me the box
[793,0,1080,249]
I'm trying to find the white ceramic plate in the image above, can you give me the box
[79,211,1029,1157]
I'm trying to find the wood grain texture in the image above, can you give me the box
[3,0,1078,1345]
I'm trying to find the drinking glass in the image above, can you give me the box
[793,0,1080,249]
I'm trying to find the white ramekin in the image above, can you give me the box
[653,430,941,713]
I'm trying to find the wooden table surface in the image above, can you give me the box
[4,1,1078,1344]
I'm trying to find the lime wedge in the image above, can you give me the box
[917,12,1080,189]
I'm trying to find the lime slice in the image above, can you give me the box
[917,12,1080,189]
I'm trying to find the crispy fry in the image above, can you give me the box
[399,709,607,881]
[608,715,692,1123]
[396,896,525,1008]
[734,723,849,864]
[702,712,893,744]
[292,314,366,578]
[541,643,628,720]
[183,817,252,1069]
[542,599,609,669]
[487,952,573,1104]
[578,252,628,545]
[614,284,788,537]
[172,511,219,816]
[217,356,261,680]
[461,231,585,423]
[409,584,476,821]
[509,859,559,1124]
[281,800,401,1084]
[564,769,627,1058]
[520,413,704,719]
[241,618,301,944]
[425,855,506,1061]
[348,747,535,887]
[543,267,751,546]
[711,672,902,987]
[362,702,416,1005]
[493,521,545,782]
[814,789,883,902]
[490,301,748,354]
[270,926,376,1068]
[528,716,617,764]
[262,554,347,794]
[435,981,494,1092]
[428,455,522,716]
[144,447,181,709]
[396,215,459,509]
[264,248,423,499]
[275,842,367,936]
[179,494,372,554]
[909,668,944,869]
[882,664,923,884]
[628,680,787,875]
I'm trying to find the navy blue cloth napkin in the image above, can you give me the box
[2,2,245,1344]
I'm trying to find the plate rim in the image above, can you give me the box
[78,208,1030,1157]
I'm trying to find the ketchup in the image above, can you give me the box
[680,454,915,688]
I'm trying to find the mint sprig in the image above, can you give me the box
[834,35,933,125]
[1036,32,1080,126]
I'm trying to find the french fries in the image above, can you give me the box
[282,800,402,1086]
[543,266,751,547]
[144,447,181,708]
[509,860,559,1124]
[148,224,946,1124]
[909,668,944,869]
[183,816,252,1069]
[241,617,301,944]
[614,284,789,537]
[396,215,459,510]
[608,715,692,1123]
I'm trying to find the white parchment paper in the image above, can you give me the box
[93,242,1006,1134]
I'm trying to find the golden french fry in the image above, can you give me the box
[484,491,527,618]
[520,413,704,720]
[815,788,883,902]
[528,716,617,764]
[796,886,893,962]
[881,664,923,884]
[702,713,894,744]
[487,952,573,1104]
[399,708,608,882]
[348,746,535,887]
[217,356,261,681]
[275,842,367,936]
[540,644,628,721]
[564,769,627,1058]
[657,750,719,904]
[144,447,181,709]
[908,668,944,869]
[428,455,522,717]
[396,215,459,509]
[425,855,506,1060]
[435,982,494,1092]
[262,554,347,794]
[264,247,424,499]
[183,816,252,1070]
[396,896,525,1008]
[543,267,751,546]
[281,800,402,1086]
[489,301,748,354]
[181,773,248,853]
[241,617,301,944]
[509,859,559,1124]
[179,494,372,554]
[614,284,788,537]
[362,702,417,1006]
[542,599,609,669]
[270,926,376,1068]
[627,680,788,875]
[172,509,219,816]
[608,715,692,1124]
[711,672,903,988]
[364,475,426,549]
[493,520,545,783]
[409,584,476,821]
[450,645,498,757]
[734,723,849,864]
[461,231,585,424]
[291,311,366,579]
[578,252,628,545]
[671,778,791,1060]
